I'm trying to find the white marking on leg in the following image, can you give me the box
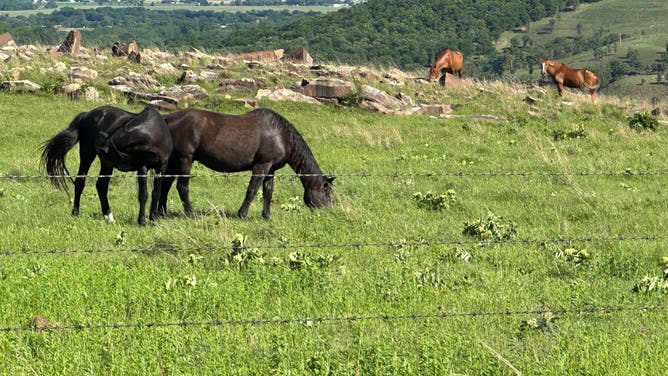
[103,213,115,223]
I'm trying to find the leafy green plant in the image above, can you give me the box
[280,196,302,212]
[228,234,264,267]
[519,311,557,335]
[462,213,516,242]
[413,266,445,289]
[287,251,339,270]
[556,248,590,264]
[628,112,659,132]
[339,90,363,107]
[413,190,457,210]
[632,256,668,293]
[552,123,587,140]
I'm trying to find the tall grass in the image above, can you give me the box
[0,67,667,374]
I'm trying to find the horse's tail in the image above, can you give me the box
[581,70,602,92]
[40,112,86,192]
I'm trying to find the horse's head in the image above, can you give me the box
[541,59,559,76]
[428,64,440,81]
[304,175,335,209]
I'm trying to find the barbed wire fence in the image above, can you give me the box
[1,305,664,333]
[0,235,666,257]
[3,168,668,180]
[1,169,667,333]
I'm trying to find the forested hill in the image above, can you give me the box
[229,0,577,68]
[1,0,598,70]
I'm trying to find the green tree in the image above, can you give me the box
[608,58,630,82]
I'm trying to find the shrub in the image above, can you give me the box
[628,112,659,132]
[413,190,457,210]
[552,123,587,140]
[462,213,516,242]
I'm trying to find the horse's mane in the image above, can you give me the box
[254,108,323,176]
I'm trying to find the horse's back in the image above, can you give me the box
[166,108,289,172]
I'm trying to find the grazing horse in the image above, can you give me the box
[429,49,464,82]
[158,108,334,219]
[541,59,601,99]
[41,106,173,225]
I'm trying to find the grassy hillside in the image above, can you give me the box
[498,0,668,100]
[0,44,667,373]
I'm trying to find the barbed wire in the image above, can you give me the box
[0,305,663,333]
[2,168,668,181]
[1,235,665,257]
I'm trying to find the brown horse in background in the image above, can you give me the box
[541,59,601,99]
[429,49,464,82]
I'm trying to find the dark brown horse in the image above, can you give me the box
[429,49,464,82]
[541,59,601,99]
[41,106,173,225]
[158,108,334,219]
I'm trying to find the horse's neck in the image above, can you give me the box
[287,140,323,187]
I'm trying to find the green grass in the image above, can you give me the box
[1,52,668,374]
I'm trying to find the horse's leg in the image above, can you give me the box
[175,157,194,217]
[261,173,275,219]
[151,165,167,221]
[136,165,148,226]
[72,143,96,216]
[95,163,115,222]
[557,82,564,96]
[157,173,175,216]
[237,163,271,219]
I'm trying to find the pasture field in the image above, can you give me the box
[0,83,667,375]
[1,3,337,17]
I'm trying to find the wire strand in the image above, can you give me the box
[1,305,662,333]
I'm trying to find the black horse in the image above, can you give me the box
[41,106,173,225]
[158,108,334,219]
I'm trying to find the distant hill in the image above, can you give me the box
[496,0,668,99]
[2,0,666,99]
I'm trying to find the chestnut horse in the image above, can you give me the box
[41,106,173,225]
[429,49,464,82]
[158,108,334,219]
[541,59,601,99]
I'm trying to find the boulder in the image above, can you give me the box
[58,83,82,98]
[411,104,453,116]
[69,66,98,81]
[57,30,81,55]
[235,49,284,62]
[438,72,466,88]
[255,88,321,105]
[651,107,668,118]
[150,63,179,75]
[109,73,162,90]
[283,47,313,65]
[0,32,15,48]
[359,85,404,110]
[112,40,139,57]
[218,78,258,93]
[0,80,41,91]
[161,85,208,101]
[293,78,355,99]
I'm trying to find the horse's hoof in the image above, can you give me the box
[262,212,270,219]
[71,209,79,216]
[236,210,248,219]
[103,213,116,223]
